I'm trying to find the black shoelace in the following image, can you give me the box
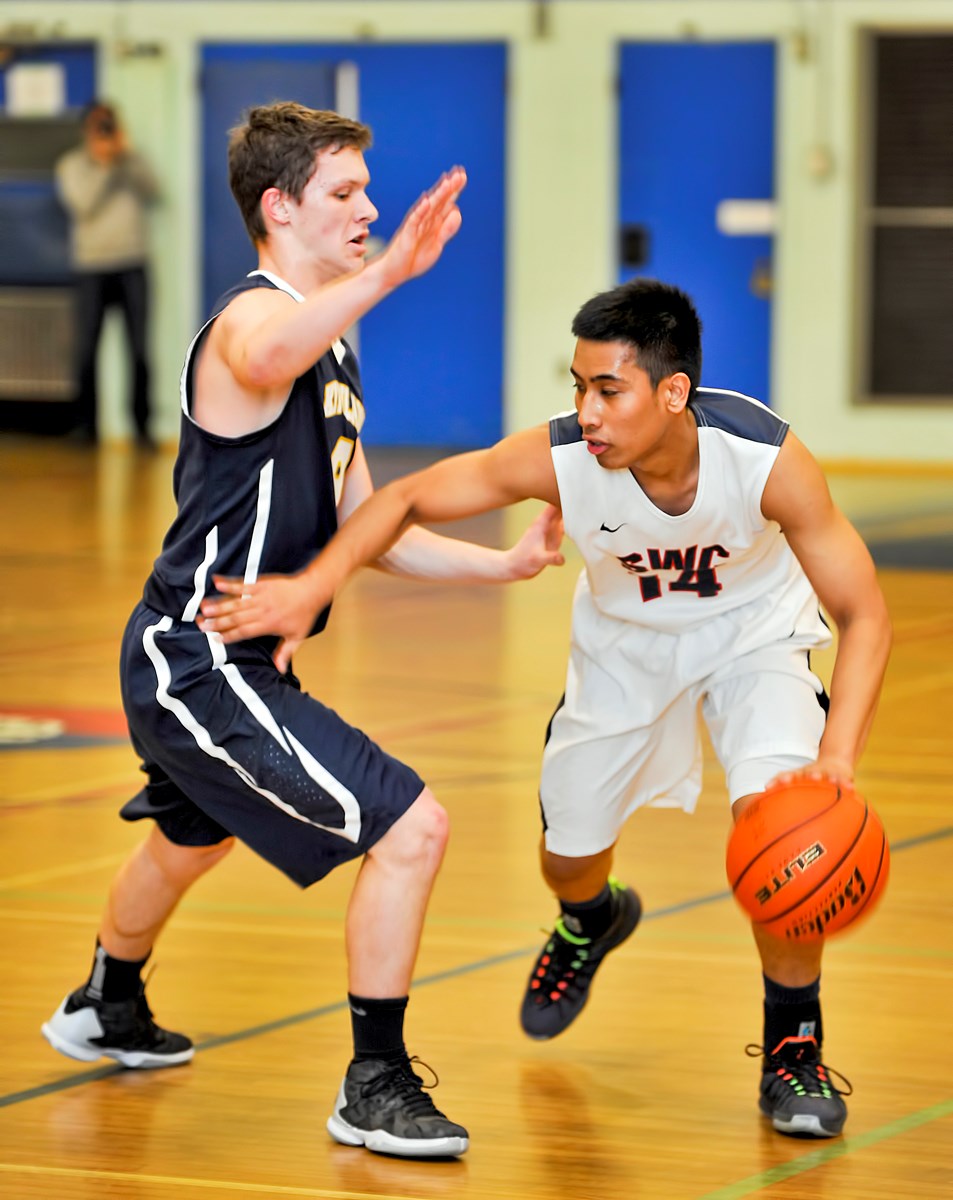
[745,1041,854,1097]
[364,1057,445,1118]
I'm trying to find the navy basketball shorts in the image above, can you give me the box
[119,603,425,887]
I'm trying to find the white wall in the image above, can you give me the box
[5,0,952,462]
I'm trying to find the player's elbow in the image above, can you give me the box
[397,479,433,530]
[239,348,286,390]
[834,585,892,654]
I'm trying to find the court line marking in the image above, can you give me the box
[3,823,951,1114]
[0,1162,424,1199]
[2,826,951,1198]
[697,1097,953,1200]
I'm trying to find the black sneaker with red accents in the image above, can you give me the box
[519,878,641,1040]
[751,1035,852,1137]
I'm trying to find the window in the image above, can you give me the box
[860,33,953,405]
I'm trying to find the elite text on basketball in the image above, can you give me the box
[755,842,827,907]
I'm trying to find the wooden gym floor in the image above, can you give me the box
[0,438,951,1199]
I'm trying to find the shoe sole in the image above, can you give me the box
[41,1021,194,1069]
[768,1112,842,1137]
[759,1097,844,1138]
[520,886,642,1040]
[327,1112,468,1157]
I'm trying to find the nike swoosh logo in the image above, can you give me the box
[600,522,626,533]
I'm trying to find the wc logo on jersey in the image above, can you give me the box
[616,543,730,602]
[323,380,366,433]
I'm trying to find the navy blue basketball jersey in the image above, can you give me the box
[142,271,365,637]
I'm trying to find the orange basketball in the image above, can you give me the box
[726,778,889,941]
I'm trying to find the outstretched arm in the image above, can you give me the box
[337,441,563,584]
[761,433,892,785]
[198,424,560,670]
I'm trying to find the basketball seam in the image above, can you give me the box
[755,801,877,930]
[729,788,843,892]
[845,829,890,934]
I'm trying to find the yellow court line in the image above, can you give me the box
[0,854,126,890]
[0,1162,425,1199]
[821,458,953,478]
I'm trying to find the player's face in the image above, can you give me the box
[570,339,672,469]
[291,146,379,281]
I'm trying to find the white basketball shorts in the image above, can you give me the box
[539,616,829,858]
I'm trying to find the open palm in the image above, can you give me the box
[378,167,467,286]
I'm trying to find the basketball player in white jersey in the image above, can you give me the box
[41,103,565,1159]
[200,278,891,1139]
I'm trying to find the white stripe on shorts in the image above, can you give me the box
[142,615,361,842]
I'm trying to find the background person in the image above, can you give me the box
[55,100,159,447]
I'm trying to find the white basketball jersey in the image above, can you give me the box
[550,388,828,646]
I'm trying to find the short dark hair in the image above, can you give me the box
[81,100,117,130]
[571,278,703,393]
[228,102,372,243]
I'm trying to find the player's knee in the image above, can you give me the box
[147,826,235,885]
[731,792,761,821]
[372,789,449,875]
[542,847,610,891]
[406,789,450,868]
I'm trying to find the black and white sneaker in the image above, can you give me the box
[752,1035,851,1137]
[520,878,642,1040]
[41,985,194,1069]
[327,1056,469,1157]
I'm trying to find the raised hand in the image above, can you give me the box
[375,167,467,288]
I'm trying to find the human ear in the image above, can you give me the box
[665,373,691,411]
[262,187,290,225]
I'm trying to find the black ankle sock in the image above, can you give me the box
[762,973,823,1056]
[86,940,150,1003]
[349,994,408,1062]
[560,884,613,940]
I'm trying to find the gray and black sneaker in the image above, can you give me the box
[41,984,194,1069]
[520,877,642,1040]
[327,1056,469,1157]
[752,1035,851,1137]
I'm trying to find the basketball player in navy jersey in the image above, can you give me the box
[41,102,564,1159]
[201,278,892,1139]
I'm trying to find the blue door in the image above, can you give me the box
[618,42,775,403]
[201,44,506,447]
